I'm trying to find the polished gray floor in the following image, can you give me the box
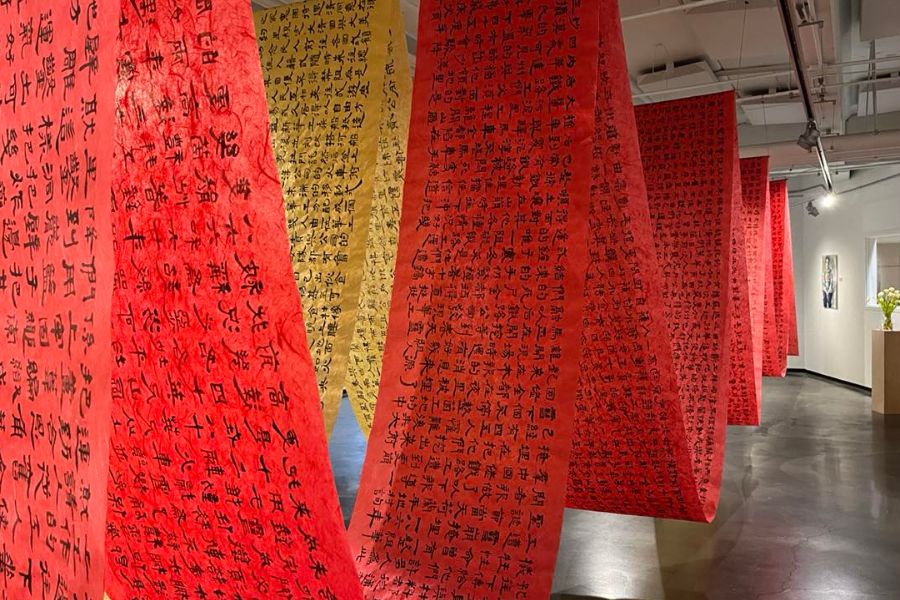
[328,374,900,600]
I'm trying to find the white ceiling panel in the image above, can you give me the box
[622,14,706,77]
[861,0,900,42]
[741,99,807,125]
[245,0,900,158]
[686,2,788,70]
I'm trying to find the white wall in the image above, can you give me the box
[789,165,900,387]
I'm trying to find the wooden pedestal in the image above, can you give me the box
[872,329,900,414]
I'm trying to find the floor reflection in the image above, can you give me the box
[329,374,900,599]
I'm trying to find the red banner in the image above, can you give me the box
[0,2,117,597]
[738,157,770,423]
[566,0,704,521]
[103,1,361,598]
[346,0,601,597]
[725,123,756,425]
[631,91,737,520]
[784,197,799,356]
[763,180,788,376]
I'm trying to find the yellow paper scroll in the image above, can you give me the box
[346,6,412,434]
[255,1,393,432]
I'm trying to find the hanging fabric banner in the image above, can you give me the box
[624,91,737,520]
[761,195,780,375]
[763,180,788,376]
[255,1,393,434]
[346,4,412,434]
[566,0,706,521]
[0,1,118,597]
[783,195,799,356]
[738,156,771,424]
[725,122,756,425]
[347,0,600,596]
[104,1,361,598]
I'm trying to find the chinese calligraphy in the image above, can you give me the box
[255,1,394,433]
[738,156,770,423]
[0,0,117,597]
[346,0,600,596]
[345,2,411,434]
[104,1,361,598]
[763,179,788,376]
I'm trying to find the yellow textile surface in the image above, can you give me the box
[255,1,392,433]
[346,4,412,434]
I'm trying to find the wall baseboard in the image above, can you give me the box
[785,368,872,394]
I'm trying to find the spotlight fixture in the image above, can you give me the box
[796,119,821,151]
[819,192,836,209]
[806,200,820,217]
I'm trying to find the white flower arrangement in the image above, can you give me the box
[876,287,899,331]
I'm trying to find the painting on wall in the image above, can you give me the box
[822,254,838,309]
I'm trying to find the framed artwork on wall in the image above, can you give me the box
[822,254,838,309]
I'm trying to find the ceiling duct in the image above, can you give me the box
[636,59,730,100]
[742,128,900,169]
[860,0,900,42]
[741,98,807,125]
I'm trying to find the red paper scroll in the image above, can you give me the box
[103,1,361,598]
[346,0,599,597]
[566,0,701,521]
[725,123,756,425]
[631,91,737,520]
[738,157,771,423]
[784,197,799,356]
[763,180,789,376]
[761,197,779,376]
[0,2,117,597]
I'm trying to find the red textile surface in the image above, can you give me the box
[761,196,779,375]
[103,1,361,598]
[566,0,704,521]
[346,0,601,597]
[631,91,737,520]
[763,180,788,376]
[725,123,756,425]
[784,197,799,356]
[738,157,771,424]
[0,1,117,597]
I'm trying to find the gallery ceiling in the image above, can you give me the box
[249,0,900,178]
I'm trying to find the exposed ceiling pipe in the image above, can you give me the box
[716,63,794,77]
[786,172,900,209]
[736,73,900,105]
[796,0,825,73]
[776,0,834,191]
[635,72,900,104]
[716,69,795,81]
[741,128,900,169]
[737,90,799,103]
[868,41,879,134]
[621,0,734,22]
[810,54,900,74]
[772,159,900,179]
[632,70,793,100]
[717,55,900,78]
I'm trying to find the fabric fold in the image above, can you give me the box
[105,1,361,597]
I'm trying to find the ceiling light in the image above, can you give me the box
[819,192,836,208]
[797,120,821,151]
[806,200,820,217]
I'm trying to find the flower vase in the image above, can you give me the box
[885,315,894,332]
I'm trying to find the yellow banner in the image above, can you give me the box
[255,1,393,433]
[346,3,412,434]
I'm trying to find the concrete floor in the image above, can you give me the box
[328,374,900,600]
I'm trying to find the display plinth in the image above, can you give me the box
[872,329,900,414]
